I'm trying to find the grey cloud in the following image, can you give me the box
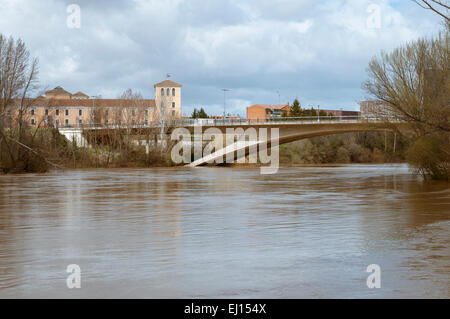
[0,0,444,116]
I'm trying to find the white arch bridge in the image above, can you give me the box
[58,116,399,167]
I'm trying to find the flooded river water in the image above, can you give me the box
[0,165,448,298]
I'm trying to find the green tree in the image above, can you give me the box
[191,108,198,118]
[197,108,209,118]
[290,99,302,117]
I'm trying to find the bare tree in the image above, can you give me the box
[0,34,39,122]
[364,27,449,133]
[364,24,449,179]
[0,34,47,172]
[413,0,450,21]
[118,88,147,127]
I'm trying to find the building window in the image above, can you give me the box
[132,109,136,116]
[145,109,149,117]
[45,109,49,116]
[30,109,35,116]
[65,119,69,126]
[56,109,59,116]
[31,118,35,125]
[79,109,82,116]
[172,102,175,108]
[172,110,175,116]
[105,109,109,116]
[55,119,59,126]
[144,120,148,126]
[65,109,69,116]
[166,88,170,96]
[161,88,164,96]
[172,88,175,96]
[79,119,82,125]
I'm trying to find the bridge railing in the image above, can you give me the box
[181,115,384,126]
[60,116,386,130]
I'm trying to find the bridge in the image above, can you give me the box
[182,117,394,167]
[57,116,395,167]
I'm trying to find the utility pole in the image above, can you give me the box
[385,130,387,153]
[160,99,166,151]
[393,132,397,154]
[90,95,99,126]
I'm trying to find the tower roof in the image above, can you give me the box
[154,79,182,88]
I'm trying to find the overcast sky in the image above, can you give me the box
[0,0,444,116]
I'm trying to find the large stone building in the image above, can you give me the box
[8,79,182,127]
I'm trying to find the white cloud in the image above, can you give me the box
[182,19,315,75]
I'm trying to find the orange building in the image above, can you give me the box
[246,104,290,122]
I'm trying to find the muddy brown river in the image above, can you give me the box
[0,165,448,298]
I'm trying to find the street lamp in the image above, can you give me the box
[221,88,230,121]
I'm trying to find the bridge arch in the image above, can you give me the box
[187,122,392,167]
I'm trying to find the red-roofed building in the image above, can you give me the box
[7,80,182,127]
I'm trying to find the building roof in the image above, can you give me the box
[247,104,290,110]
[10,98,156,108]
[72,91,89,97]
[153,79,182,88]
[45,87,72,96]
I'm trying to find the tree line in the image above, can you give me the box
[282,99,332,117]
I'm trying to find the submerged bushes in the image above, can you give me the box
[406,134,450,181]
[0,127,174,174]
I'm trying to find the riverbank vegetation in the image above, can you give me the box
[364,20,449,180]
[0,126,174,173]
[0,33,174,173]
[0,34,42,173]
[280,131,408,165]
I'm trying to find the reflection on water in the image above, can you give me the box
[0,165,448,298]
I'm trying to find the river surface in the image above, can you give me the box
[0,165,448,298]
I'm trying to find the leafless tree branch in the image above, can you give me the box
[412,0,450,21]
